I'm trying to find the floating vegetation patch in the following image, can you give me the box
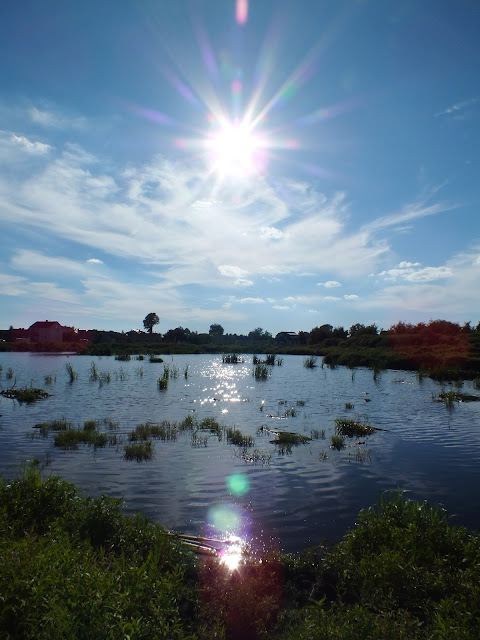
[331,434,345,450]
[158,376,168,390]
[334,417,375,437]
[222,354,244,364]
[114,354,131,361]
[303,355,317,368]
[2,387,50,404]
[149,355,164,363]
[124,441,153,461]
[253,364,269,379]
[434,390,480,407]
[226,427,254,447]
[270,431,310,446]
[296,399,305,406]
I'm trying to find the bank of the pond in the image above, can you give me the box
[1,468,480,640]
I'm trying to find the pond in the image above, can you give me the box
[1,352,480,553]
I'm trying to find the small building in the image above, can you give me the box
[10,321,77,344]
[275,331,300,346]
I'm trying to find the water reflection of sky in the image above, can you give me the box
[1,352,480,551]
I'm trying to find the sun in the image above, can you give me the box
[206,119,266,179]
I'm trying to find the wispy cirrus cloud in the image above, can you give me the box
[28,105,88,130]
[434,97,480,118]
[378,262,452,282]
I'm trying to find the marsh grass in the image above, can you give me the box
[200,417,222,438]
[2,386,50,403]
[129,422,178,442]
[334,417,375,437]
[44,374,54,385]
[158,376,168,390]
[331,434,345,450]
[6,367,14,379]
[270,431,310,446]
[434,389,480,407]
[351,446,372,464]
[103,417,119,430]
[114,354,131,361]
[124,441,154,461]
[54,429,108,449]
[65,362,77,382]
[34,418,71,437]
[84,419,99,431]
[310,429,325,440]
[222,354,244,363]
[238,447,272,464]
[226,427,254,447]
[253,364,269,379]
[303,355,317,368]
[89,361,99,381]
[149,355,164,363]
[344,402,355,410]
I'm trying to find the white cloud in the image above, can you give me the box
[273,305,290,310]
[10,134,51,155]
[324,296,341,301]
[239,297,265,304]
[344,294,359,300]
[323,280,341,288]
[378,262,452,282]
[218,265,253,287]
[434,97,479,118]
[28,106,87,130]
[86,258,104,264]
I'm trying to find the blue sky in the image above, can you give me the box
[1,0,479,335]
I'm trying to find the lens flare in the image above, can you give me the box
[227,472,250,497]
[206,119,267,179]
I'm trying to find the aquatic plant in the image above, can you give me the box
[344,402,355,410]
[149,355,164,363]
[238,447,272,464]
[6,367,14,379]
[34,418,71,436]
[179,414,195,430]
[296,399,305,406]
[222,354,244,364]
[135,366,144,377]
[184,364,189,378]
[270,431,310,446]
[200,417,222,438]
[124,441,153,461]
[54,429,108,449]
[334,417,375,437]
[303,356,317,368]
[331,434,345,450]
[319,448,328,461]
[103,418,119,430]
[114,354,131,361]
[89,361,99,381]
[2,387,50,404]
[310,429,325,440]
[434,389,480,407]
[351,446,372,464]
[65,362,77,382]
[226,427,254,447]
[44,374,54,385]
[129,422,178,442]
[158,376,168,390]
[253,364,269,379]
[84,420,99,431]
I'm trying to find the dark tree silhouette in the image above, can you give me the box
[209,324,224,336]
[143,313,159,334]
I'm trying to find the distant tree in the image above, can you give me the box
[143,313,159,334]
[209,324,224,336]
[248,327,272,341]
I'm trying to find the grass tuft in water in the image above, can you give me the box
[124,441,153,461]
[253,364,269,379]
[434,389,480,406]
[331,434,345,450]
[303,355,317,368]
[54,429,108,449]
[65,362,77,382]
[345,402,355,410]
[149,355,164,363]
[334,417,375,437]
[222,354,245,363]
[226,427,254,447]
[271,431,310,446]
[2,387,50,403]
[158,376,168,390]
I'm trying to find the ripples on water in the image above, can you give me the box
[1,352,479,551]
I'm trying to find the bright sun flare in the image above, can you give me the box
[207,120,265,179]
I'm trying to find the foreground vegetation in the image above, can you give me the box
[1,468,480,639]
